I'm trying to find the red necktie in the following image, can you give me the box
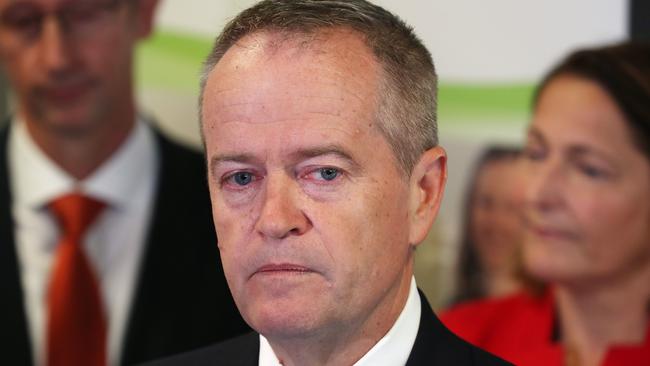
[47,193,106,366]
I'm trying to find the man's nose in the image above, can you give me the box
[37,16,74,71]
[255,174,312,240]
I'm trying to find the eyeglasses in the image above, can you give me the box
[0,0,127,47]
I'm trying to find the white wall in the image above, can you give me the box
[156,0,628,82]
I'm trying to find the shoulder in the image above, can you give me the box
[441,292,524,325]
[142,332,259,366]
[152,128,206,173]
[441,290,544,337]
[0,123,9,157]
[439,290,554,363]
[409,292,513,365]
[410,320,513,365]
[150,128,210,207]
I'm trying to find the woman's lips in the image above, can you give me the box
[523,214,579,241]
[528,225,579,241]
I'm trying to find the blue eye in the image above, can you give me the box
[319,167,339,181]
[233,172,253,186]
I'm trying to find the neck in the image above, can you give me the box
[555,265,650,366]
[484,272,523,298]
[21,103,135,180]
[268,270,413,366]
[483,256,525,298]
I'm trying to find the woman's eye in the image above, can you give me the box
[318,167,339,181]
[523,146,545,161]
[231,172,254,186]
[578,164,608,179]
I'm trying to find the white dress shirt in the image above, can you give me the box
[8,118,159,366]
[258,276,421,366]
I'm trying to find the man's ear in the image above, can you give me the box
[407,146,447,247]
[135,0,159,39]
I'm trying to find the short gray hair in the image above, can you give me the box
[200,0,438,174]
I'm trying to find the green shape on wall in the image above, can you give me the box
[136,29,535,125]
[136,29,213,91]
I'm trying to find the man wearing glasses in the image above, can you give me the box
[0,1,248,365]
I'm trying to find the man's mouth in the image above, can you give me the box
[253,263,314,277]
[39,81,94,104]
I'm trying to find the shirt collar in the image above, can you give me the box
[258,276,421,366]
[8,116,157,211]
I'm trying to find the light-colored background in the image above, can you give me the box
[137,0,627,308]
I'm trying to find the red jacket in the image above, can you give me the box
[440,289,650,366]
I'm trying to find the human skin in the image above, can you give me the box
[0,0,158,178]
[471,160,524,296]
[522,74,650,366]
[522,75,650,286]
[201,28,446,366]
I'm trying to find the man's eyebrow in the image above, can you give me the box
[290,145,359,167]
[210,154,259,168]
[209,145,362,170]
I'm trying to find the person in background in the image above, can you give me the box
[148,0,510,365]
[0,0,247,365]
[450,146,538,306]
[442,42,650,366]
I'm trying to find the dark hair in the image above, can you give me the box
[451,146,522,306]
[199,0,437,174]
[534,41,650,158]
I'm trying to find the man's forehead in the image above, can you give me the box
[206,28,380,96]
[203,28,381,126]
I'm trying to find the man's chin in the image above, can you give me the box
[35,108,103,138]
[245,301,324,339]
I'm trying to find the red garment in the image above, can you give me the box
[440,289,650,366]
[48,194,106,366]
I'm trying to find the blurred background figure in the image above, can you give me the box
[0,0,247,365]
[450,146,539,306]
[442,41,650,366]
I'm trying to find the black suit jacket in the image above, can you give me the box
[146,291,511,365]
[0,124,250,365]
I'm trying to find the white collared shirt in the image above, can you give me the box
[258,276,421,366]
[8,118,159,366]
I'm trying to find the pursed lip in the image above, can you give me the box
[39,80,95,104]
[251,263,315,278]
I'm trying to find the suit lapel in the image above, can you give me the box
[119,128,243,364]
[0,125,35,365]
[407,290,466,365]
[119,130,189,364]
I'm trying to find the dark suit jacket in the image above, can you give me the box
[0,124,250,365]
[146,291,511,365]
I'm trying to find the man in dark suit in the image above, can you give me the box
[0,0,248,365]
[152,1,510,365]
